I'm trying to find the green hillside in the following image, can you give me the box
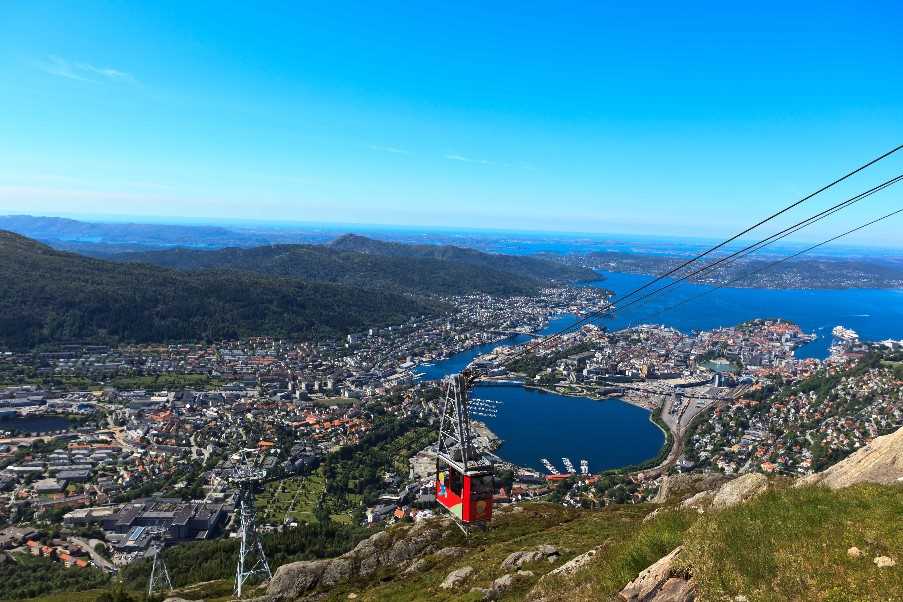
[0,231,442,349]
[114,241,542,297]
[328,234,600,283]
[30,483,901,602]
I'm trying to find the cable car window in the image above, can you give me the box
[447,468,463,496]
[471,475,495,499]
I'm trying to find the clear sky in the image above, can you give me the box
[1,2,902,245]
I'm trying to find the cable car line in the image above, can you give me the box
[648,206,903,320]
[597,144,902,308]
[429,145,902,529]
[501,170,903,366]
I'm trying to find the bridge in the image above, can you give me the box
[488,329,541,338]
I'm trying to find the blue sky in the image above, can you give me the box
[1,2,902,245]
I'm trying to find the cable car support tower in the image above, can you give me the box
[147,533,173,597]
[232,450,272,598]
[435,370,495,532]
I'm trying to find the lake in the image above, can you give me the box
[472,384,664,473]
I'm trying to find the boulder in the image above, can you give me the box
[320,557,353,587]
[680,490,715,512]
[847,546,863,558]
[545,546,600,579]
[501,545,560,570]
[492,573,515,592]
[440,566,474,589]
[618,546,683,602]
[402,557,431,575]
[164,598,201,602]
[501,550,544,570]
[874,556,897,568]
[267,559,329,598]
[711,474,768,510]
[655,577,695,601]
[801,426,903,489]
[434,546,466,559]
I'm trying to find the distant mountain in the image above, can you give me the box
[0,231,442,349]
[0,215,257,248]
[114,243,541,297]
[329,234,599,283]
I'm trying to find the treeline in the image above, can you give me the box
[0,553,109,600]
[321,415,434,508]
[116,242,544,297]
[0,231,442,349]
[120,521,365,590]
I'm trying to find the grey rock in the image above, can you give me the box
[618,546,682,602]
[653,577,695,601]
[801,426,903,489]
[402,557,431,575]
[434,546,466,559]
[680,490,714,511]
[267,559,329,598]
[440,566,474,589]
[470,586,495,600]
[501,549,544,570]
[545,546,601,578]
[711,473,768,510]
[320,557,353,587]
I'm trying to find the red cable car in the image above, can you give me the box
[435,372,495,526]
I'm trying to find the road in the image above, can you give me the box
[70,536,117,573]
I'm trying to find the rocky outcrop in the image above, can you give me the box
[680,490,715,512]
[800,426,903,489]
[440,566,474,589]
[617,547,694,602]
[265,518,450,600]
[501,545,560,570]
[710,473,768,510]
[545,546,601,578]
[653,473,730,504]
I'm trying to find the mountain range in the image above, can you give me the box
[0,230,596,349]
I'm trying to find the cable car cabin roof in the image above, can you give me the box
[436,453,493,476]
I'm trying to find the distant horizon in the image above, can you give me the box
[4,211,903,255]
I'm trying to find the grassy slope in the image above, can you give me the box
[22,484,903,602]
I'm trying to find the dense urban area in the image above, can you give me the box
[2,253,902,600]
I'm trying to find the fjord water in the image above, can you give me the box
[589,271,903,359]
[472,384,664,473]
[419,270,903,471]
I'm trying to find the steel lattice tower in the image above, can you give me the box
[436,373,480,471]
[148,543,173,596]
[232,451,272,598]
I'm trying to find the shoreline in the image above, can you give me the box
[474,381,674,476]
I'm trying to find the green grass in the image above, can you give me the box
[324,502,677,602]
[681,483,903,602]
[257,473,328,525]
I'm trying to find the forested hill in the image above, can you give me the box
[0,231,442,349]
[113,243,541,297]
[328,234,600,282]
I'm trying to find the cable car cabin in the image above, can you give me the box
[435,458,494,524]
